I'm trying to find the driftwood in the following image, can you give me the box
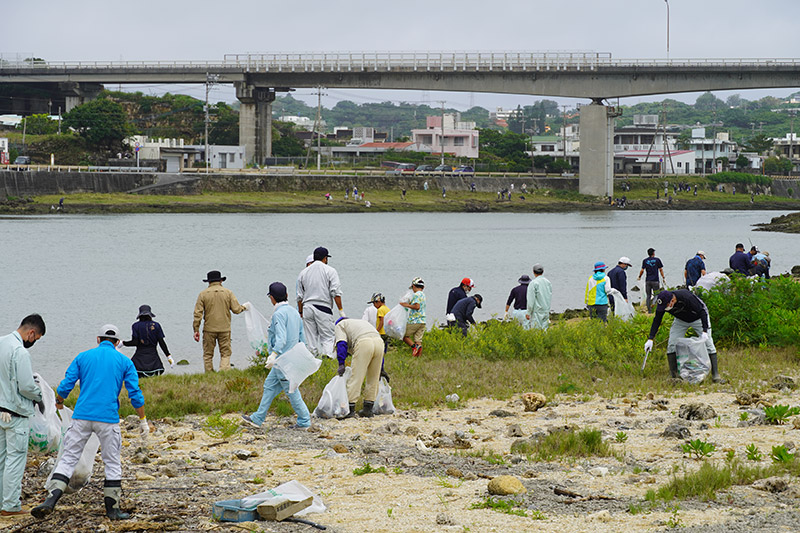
[554,486,616,503]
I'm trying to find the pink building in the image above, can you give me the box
[411,114,480,158]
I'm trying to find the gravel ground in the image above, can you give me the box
[3,386,800,532]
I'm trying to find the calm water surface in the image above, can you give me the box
[2,211,798,384]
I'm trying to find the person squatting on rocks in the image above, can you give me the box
[193,270,247,372]
[644,290,722,383]
[585,261,611,323]
[296,247,344,358]
[334,317,384,419]
[504,274,530,328]
[242,282,311,430]
[452,294,483,337]
[400,277,426,357]
[32,324,149,521]
[526,264,552,331]
[0,314,45,517]
[123,305,173,378]
[638,248,666,313]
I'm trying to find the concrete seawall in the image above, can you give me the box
[0,171,158,197]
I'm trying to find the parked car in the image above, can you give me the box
[13,156,31,165]
[434,164,454,174]
[385,163,417,175]
[453,165,475,174]
[415,164,435,174]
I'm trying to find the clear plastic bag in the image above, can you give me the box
[243,302,270,354]
[313,368,351,419]
[676,337,711,384]
[45,407,100,494]
[607,288,635,321]
[383,305,408,340]
[241,480,326,516]
[372,377,395,415]
[274,342,321,393]
[29,374,61,453]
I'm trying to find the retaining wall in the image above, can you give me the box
[0,171,158,197]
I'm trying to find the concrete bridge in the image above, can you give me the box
[3,52,799,195]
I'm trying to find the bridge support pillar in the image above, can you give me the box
[579,102,620,198]
[236,83,276,166]
[59,82,103,112]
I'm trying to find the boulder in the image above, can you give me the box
[661,423,691,440]
[752,477,789,493]
[772,375,796,390]
[487,475,527,495]
[522,393,547,412]
[332,444,348,454]
[678,403,717,420]
[489,409,515,418]
[507,424,525,437]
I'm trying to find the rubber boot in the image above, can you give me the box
[709,353,723,383]
[342,403,356,419]
[31,475,67,519]
[667,352,680,380]
[358,401,375,418]
[103,481,130,520]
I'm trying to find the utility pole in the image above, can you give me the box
[664,0,670,59]
[204,73,219,174]
[711,105,718,174]
[315,86,324,170]
[561,105,569,161]
[439,100,446,166]
[57,106,61,134]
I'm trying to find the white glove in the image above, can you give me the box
[503,312,509,320]
[338,308,346,318]
[644,339,654,354]
[242,302,252,310]
[265,352,278,369]
[446,313,456,322]
[701,332,709,342]
[0,412,10,424]
[167,356,175,369]
[140,417,150,435]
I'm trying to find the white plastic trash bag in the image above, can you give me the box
[372,377,395,415]
[313,368,351,419]
[675,337,711,384]
[383,305,408,340]
[243,302,270,354]
[274,342,321,393]
[695,272,728,291]
[29,374,61,453]
[46,407,100,494]
[607,288,635,322]
[241,480,326,516]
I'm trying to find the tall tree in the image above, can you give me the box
[63,98,134,152]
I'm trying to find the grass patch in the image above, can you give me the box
[510,428,614,462]
[202,413,241,440]
[353,462,387,476]
[470,497,529,518]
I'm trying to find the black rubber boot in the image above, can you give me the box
[31,476,67,519]
[709,353,724,383]
[667,352,680,379]
[342,403,356,419]
[358,401,375,418]
[103,481,130,520]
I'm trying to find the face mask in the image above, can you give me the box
[23,338,36,349]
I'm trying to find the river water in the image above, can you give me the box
[2,211,798,384]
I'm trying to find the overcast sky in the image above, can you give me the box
[4,0,799,111]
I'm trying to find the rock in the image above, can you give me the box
[661,423,692,439]
[646,392,655,400]
[200,453,217,463]
[678,403,717,420]
[130,452,150,464]
[136,473,155,481]
[624,407,636,417]
[445,393,460,404]
[507,424,525,437]
[487,475,527,495]
[405,426,420,436]
[522,392,547,412]
[415,439,429,452]
[489,409,515,418]
[446,467,463,478]
[374,422,401,435]
[463,472,478,481]
[436,513,457,525]
[772,375,796,390]
[466,417,482,426]
[233,449,253,460]
[332,444,348,454]
[651,399,669,411]
[361,445,379,454]
[401,457,418,467]
[522,470,537,478]
[590,510,612,522]
[792,417,800,430]
[181,431,195,441]
[431,428,444,438]
[784,441,795,451]
[752,477,789,493]
[735,392,754,406]
[589,466,609,477]
[159,464,179,478]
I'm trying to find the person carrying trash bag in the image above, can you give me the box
[643,290,722,383]
[334,317,384,419]
[32,324,149,521]
[242,282,311,430]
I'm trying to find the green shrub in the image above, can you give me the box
[353,462,387,476]
[681,439,716,459]
[202,413,242,440]
[764,405,800,425]
[706,171,771,186]
[512,428,613,461]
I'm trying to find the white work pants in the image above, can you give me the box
[53,418,122,481]
[303,305,335,358]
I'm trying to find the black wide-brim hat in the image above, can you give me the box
[203,270,226,283]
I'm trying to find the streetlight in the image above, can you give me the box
[664,0,670,59]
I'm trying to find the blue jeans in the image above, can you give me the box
[250,367,310,427]
[0,416,29,512]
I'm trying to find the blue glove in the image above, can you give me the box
[338,363,346,376]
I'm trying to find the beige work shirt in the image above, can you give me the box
[334,318,381,347]
[193,282,245,333]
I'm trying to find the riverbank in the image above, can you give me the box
[754,211,800,233]
[3,188,800,215]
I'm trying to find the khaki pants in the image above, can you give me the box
[346,336,384,403]
[203,330,232,372]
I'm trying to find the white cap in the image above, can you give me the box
[697,251,707,258]
[619,256,632,266]
[305,254,314,265]
[98,324,121,340]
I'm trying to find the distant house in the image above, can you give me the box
[614,149,695,175]
[128,135,245,172]
[411,113,479,158]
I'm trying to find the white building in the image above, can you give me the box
[410,113,479,159]
[128,135,245,172]
[687,128,737,173]
[277,115,326,132]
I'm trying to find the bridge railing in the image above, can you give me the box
[3,53,798,74]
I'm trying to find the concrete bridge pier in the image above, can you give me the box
[579,101,621,198]
[236,83,276,166]
[59,82,103,112]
